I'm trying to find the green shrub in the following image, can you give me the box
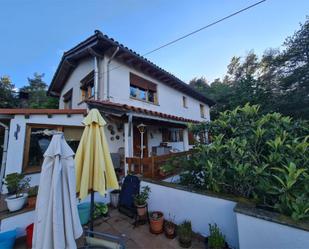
[170,104,309,220]
[134,186,151,206]
[5,173,30,197]
[177,220,192,241]
[208,223,226,249]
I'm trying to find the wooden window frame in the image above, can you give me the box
[130,73,158,105]
[63,88,73,109]
[183,96,188,108]
[200,104,206,118]
[22,124,83,174]
[80,71,95,101]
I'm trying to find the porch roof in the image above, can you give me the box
[86,100,201,124]
[0,108,87,116]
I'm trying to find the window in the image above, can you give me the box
[162,128,183,142]
[80,70,94,101]
[23,124,83,173]
[183,96,187,108]
[200,104,205,118]
[63,88,73,109]
[130,73,158,104]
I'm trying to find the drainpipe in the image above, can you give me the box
[106,47,119,101]
[94,56,99,101]
[0,121,9,193]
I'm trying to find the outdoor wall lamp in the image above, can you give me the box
[137,123,146,158]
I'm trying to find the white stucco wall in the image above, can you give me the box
[59,57,94,109]
[141,181,239,249]
[236,213,309,249]
[4,114,123,189]
[58,54,210,122]
[0,210,35,236]
[108,59,210,122]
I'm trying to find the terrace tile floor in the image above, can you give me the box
[14,208,205,249]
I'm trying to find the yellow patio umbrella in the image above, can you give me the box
[75,108,119,229]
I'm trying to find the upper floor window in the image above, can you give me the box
[63,88,73,109]
[183,96,187,108]
[200,104,206,118]
[80,70,94,101]
[130,73,158,104]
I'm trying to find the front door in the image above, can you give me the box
[133,126,148,157]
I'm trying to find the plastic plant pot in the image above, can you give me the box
[78,202,91,225]
[0,229,17,249]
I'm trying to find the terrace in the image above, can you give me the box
[14,207,205,249]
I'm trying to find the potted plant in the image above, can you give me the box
[164,214,176,239]
[178,220,192,248]
[5,173,30,212]
[149,211,164,234]
[94,202,108,219]
[110,189,121,208]
[27,186,39,208]
[205,223,229,249]
[134,186,150,216]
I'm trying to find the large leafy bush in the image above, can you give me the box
[169,104,309,220]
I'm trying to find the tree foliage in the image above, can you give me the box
[19,73,58,109]
[0,76,17,108]
[0,73,59,109]
[164,104,309,220]
[190,17,309,120]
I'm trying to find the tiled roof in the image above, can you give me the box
[0,109,87,115]
[48,31,215,106]
[86,100,200,123]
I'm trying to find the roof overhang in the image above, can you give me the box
[86,100,200,126]
[48,30,215,106]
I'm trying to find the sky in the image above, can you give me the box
[0,0,308,88]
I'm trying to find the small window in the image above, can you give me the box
[80,71,94,101]
[183,96,187,108]
[200,104,205,118]
[130,73,158,104]
[23,124,83,173]
[63,88,73,109]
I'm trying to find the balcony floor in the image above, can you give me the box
[15,208,205,249]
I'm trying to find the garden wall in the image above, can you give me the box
[141,179,239,249]
[235,204,309,249]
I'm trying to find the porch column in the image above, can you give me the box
[124,121,133,176]
[183,128,189,151]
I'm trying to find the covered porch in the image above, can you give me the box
[87,100,197,179]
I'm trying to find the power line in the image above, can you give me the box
[142,0,266,57]
[106,0,266,75]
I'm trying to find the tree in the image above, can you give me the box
[20,73,58,109]
[275,18,309,119]
[189,17,309,120]
[0,76,17,108]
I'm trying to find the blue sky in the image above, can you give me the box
[0,0,308,88]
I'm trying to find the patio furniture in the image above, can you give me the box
[118,175,140,218]
[79,230,126,249]
[133,203,149,228]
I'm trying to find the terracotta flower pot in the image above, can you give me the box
[149,211,164,234]
[28,196,37,208]
[136,203,147,216]
[164,222,176,239]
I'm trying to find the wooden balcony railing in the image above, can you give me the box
[126,150,194,180]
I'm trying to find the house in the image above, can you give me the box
[0,30,213,234]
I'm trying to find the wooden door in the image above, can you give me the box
[133,126,148,157]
